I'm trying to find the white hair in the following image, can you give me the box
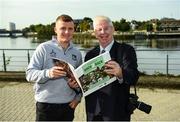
[93,15,113,29]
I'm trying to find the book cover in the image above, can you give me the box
[52,52,117,96]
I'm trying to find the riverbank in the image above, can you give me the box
[0,71,180,89]
[138,75,180,89]
[0,71,25,81]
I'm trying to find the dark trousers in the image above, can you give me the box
[36,102,74,121]
[87,112,108,121]
[87,112,131,121]
[91,115,130,121]
[92,115,103,121]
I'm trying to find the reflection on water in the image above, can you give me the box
[150,38,180,49]
[1,37,180,50]
[0,37,180,75]
[0,37,39,49]
[75,38,180,50]
[117,38,180,50]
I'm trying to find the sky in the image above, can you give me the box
[0,0,180,29]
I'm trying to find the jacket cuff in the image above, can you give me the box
[74,92,82,102]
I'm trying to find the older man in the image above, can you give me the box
[84,15,139,121]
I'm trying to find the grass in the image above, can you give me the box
[0,71,26,81]
[138,75,180,90]
[1,71,180,90]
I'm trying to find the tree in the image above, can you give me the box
[79,17,93,32]
[29,25,36,32]
[117,18,131,32]
[22,27,30,33]
[136,21,147,30]
[156,20,163,31]
[146,23,153,32]
[37,24,55,39]
[113,21,121,31]
[83,17,93,23]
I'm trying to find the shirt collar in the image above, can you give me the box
[53,39,73,51]
[100,40,114,52]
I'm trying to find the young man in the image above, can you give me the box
[85,15,139,121]
[26,14,82,121]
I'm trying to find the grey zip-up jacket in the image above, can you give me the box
[26,39,82,103]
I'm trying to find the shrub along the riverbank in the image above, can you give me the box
[137,75,180,90]
[0,71,180,90]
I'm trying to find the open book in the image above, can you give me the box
[52,52,117,96]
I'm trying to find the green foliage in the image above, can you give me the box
[138,22,145,30]
[25,23,55,40]
[79,17,93,32]
[73,33,95,40]
[156,21,163,31]
[22,27,30,33]
[79,21,90,32]
[113,21,121,31]
[29,25,36,32]
[83,17,93,23]
[113,18,131,32]
[22,17,166,39]
[73,33,95,46]
[146,23,153,32]
[36,24,55,39]
[138,75,180,89]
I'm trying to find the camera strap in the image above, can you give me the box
[133,85,137,96]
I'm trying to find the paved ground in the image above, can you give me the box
[0,81,180,121]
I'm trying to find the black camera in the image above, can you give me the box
[129,93,152,114]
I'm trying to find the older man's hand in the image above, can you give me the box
[104,60,123,78]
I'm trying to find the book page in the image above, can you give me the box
[75,52,117,96]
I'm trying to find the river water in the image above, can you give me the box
[0,37,180,75]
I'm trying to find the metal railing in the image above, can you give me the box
[0,49,34,72]
[136,49,180,75]
[0,49,180,75]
